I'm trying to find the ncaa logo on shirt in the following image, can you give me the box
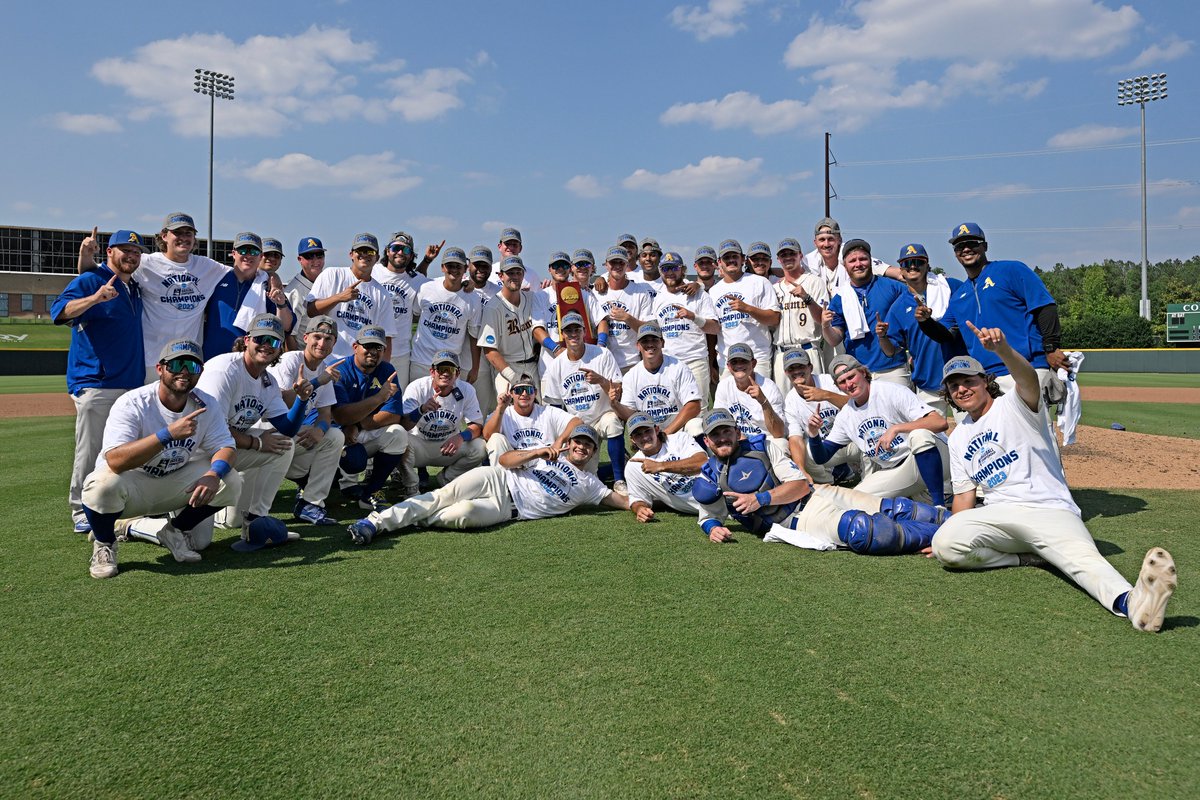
[485,334,496,344]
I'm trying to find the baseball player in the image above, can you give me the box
[540,251,610,374]
[465,245,499,413]
[821,239,910,387]
[712,343,787,439]
[369,350,486,496]
[409,246,482,385]
[693,246,719,291]
[285,236,326,351]
[54,227,147,533]
[306,233,398,361]
[692,408,944,554]
[875,243,966,415]
[598,247,655,373]
[779,349,857,485]
[773,237,830,378]
[371,233,429,382]
[1056,350,1085,445]
[483,371,581,462]
[478,256,554,396]
[81,339,241,578]
[203,232,294,360]
[707,239,780,379]
[540,311,626,481]
[803,217,901,292]
[623,413,708,520]
[746,241,780,283]
[345,424,630,544]
[268,316,346,526]
[933,323,1176,632]
[330,325,411,509]
[652,251,719,411]
[808,355,951,506]
[612,322,704,440]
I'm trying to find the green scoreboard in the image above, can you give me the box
[1166,303,1200,343]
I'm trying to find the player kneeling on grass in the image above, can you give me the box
[692,408,945,554]
[807,354,951,506]
[931,322,1177,632]
[623,413,708,522]
[346,424,631,544]
[82,339,241,578]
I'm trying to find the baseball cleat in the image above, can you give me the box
[295,500,339,526]
[157,524,202,564]
[73,519,92,535]
[612,480,628,494]
[357,492,390,513]
[1127,547,1176,632]
[89,540,118,579]
[347,519,377,546]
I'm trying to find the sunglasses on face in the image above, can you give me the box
[236,247,262,257]
[435,365,459,376]
[388,244,413,254]
[161,358,202,374]
[362,343,384,352]
[511,385,536,396]
[251,335,282,349]
[299,252,325,260]
[660,264,683,272]
[954,241,983,253]
[900,259,928,269]
[353,249,378,259]
[549,263,570,271]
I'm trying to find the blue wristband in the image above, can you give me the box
[544,338,558,351]
[701,519,721,535]
[460,429,474,442]
[755,491,772,508]
[316,420,330,432]
[156,427,172,446]
[597,332,609,347]
[210,459,232,478]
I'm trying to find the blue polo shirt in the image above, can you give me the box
[201,274,294,360]
[827,276,907,372]
[883,278,968,392]
[52,265,144,394]
[333,357,405,417]
[938,260,1054,375]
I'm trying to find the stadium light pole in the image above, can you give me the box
[193,69,235,259]
[1117,73,1167,321]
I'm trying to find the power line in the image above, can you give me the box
[840,179,1198,201]
[836,136,1200,167]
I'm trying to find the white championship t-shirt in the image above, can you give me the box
[196,352,289,433]
[541,344,622,426]
[713,374,786,438]
[133,252,230,371]
[783,374,843,439]
[599,281,655,369]
[826,380,940,469]
[305,268,397,360]
[507,457,611,520]
[707,274,779,362]
[411,281,482,368]
[267,351,336,411]
[627,431,704,507]
[949,391,1081,514]
[400,376,483,443]
[653,288,718,365]
[99,384,233,477]
[371,264,424,355]
[539,284,605,373]
[499,404,577,451]
[620,355,701,426]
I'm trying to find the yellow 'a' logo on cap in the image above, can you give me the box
[307,239,317,248]
[958,224,970,236]
[983,277,995,289]
[370,378,381,390]
[128,233,139,243]
[905,245,917,255]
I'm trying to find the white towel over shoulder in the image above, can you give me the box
[837,282,870,341]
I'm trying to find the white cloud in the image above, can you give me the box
[49,112,122,134]
[11,201,34,212]
[661,92,816,135]
[408,215,458,233]
[386,67,471,121]
[1173,206,1200,223]
[622,156,785,199]
[1047,124,1138,149]
[669,0,757,41]
[1123,36,1192,70]
[90,27,470,137]
[470,50,492,68]
[1147,179,1196,197]
[241,151,422,200]
[565,174,609,198]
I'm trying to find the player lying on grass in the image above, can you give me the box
[622,413,708,522]
[692,408,945,553]
[931,322,1177,632]
[346,424,632,545]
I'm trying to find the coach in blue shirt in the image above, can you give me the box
[917,223,1066,381]
[52,228,148,533]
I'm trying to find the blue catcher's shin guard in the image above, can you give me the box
[878,497,948,525]
[837,511,939,555]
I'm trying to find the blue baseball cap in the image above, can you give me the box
[548,251,572,268]
[231,516,300,553]
[695,245,717,261]
[297,236,325,255]
[702,408,737,435]
[351,232,379,252]
[163,212,196,231]
[441,246,467,266]
[469,245,493,264]
[499,227,522,244]
[747,241,772,257]
[572,248,595,265]
[949,222,986,244]
[108,230,149,253]
[499,255,526,273]
[262,238,283,255]
[898,243,929,262]
[234,232,263,251]
[247,313,285,341]
[605,246,628,264]
[776,238,802,254]
[659,252,684,270]
[340,443,368,474]
[718,239,743,257]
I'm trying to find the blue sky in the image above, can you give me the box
[2,0,1197,284]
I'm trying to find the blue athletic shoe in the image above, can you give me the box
[347,519,377,546]
[295,500,339,526]
[73,519,93,534]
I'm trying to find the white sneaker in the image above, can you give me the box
[90,540,118,579]
[158,523,202,564]
[1127,547,1177,632]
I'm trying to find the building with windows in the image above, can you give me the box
[0,226,234,318]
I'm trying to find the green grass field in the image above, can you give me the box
[0,322,70,350]
[0,375,66,394]
[2,416,1197,799]
[1081,401,1200,440]
[1081,372,1200,388]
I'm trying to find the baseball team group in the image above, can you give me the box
[56,211,1176,632]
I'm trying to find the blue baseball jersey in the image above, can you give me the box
[201,275,294,360]
[52,265,144,394]
[883,278,968,391]
[827,276,907,372]
[938,261,1054,374]
[333,358,404,417]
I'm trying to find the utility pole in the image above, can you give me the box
[824,132,837,217]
